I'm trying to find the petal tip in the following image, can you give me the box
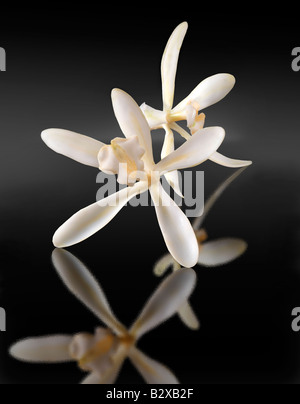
[179,21,188,30]
[52,230,65,249]
[41,128,53,144]
[111,88,124,100]
[9,343,17,359]
[9,340,29,362]
[179,255,198,269]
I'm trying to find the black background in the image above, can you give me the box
[1,6,300,384]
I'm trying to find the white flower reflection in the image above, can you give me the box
[9,249,197,384]
[153,168,249,330]
[140,22,252,196]
[42,89,226,268]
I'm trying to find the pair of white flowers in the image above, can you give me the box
[10,249,196,384]
[41,22,251,268]
[9,22,251,384]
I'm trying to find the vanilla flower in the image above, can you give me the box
[140,22,251,195]
[42,89,225,267]
[153,168,248,330]
[10,249,196,384]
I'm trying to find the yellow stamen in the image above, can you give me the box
[119,333,135,347]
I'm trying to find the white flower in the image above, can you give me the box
[42,89,225,267]
[140,22,252,196]
[153,167,249,330]
[9,249,197,384]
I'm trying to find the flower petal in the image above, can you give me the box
[53,181,148,248]
[155,127,225,175]
[9,335,73,363]
[170,122,191,141]
[129,347,179,384]
[41,129,105,168]
[178,301,200,330]
[140,103,167,130]
[129,267,196,340]
[210,151,252,168]
[161,125,183,198]
[111,89,154,169]
[86,343,128,384]
[153,253,177,277]
[52,249,127,336]
[150,182,199,268]
[172,73,236,114]
[81,354,125,384]
[164,171,183,199]
[81,372,101,384]
[161,22,188,111]
[198,238,248,267]
[161,125,175,158]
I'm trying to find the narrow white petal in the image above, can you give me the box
[164,171,184,198]
[99,363,123,384]
[170,122,191,141]
[210,151,252,168]
[140,103,167,130]
[185,104,197,127]
[9,335,73,363]
[81,354,125,384]
[153,253,176,277]
[150,182,199,268]
[53,181,148,248]
[81,372,101,384]
[96,343,128,384]
[161,125,175,159]
[129,268,196,340]
[161,125,183,198]
[178,301,200,330]
[161,22,188,111]
[192,167,248,231]
[129,347,179,384]
[111,89,154,169]
[155,127,225,175]
[52,249,127,336]
[41,129,104,168]
[198,238,248,267]
[172,73,236,114]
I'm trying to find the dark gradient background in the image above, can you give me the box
[1,8,300,384]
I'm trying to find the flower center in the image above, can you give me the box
[78,333,115,369]
[70,329,136,372]
[98,136,145,185]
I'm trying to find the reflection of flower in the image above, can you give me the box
[42,89,225,267]
[10,249,196,384]
[153,168,248,330]
[140,22,252,196]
